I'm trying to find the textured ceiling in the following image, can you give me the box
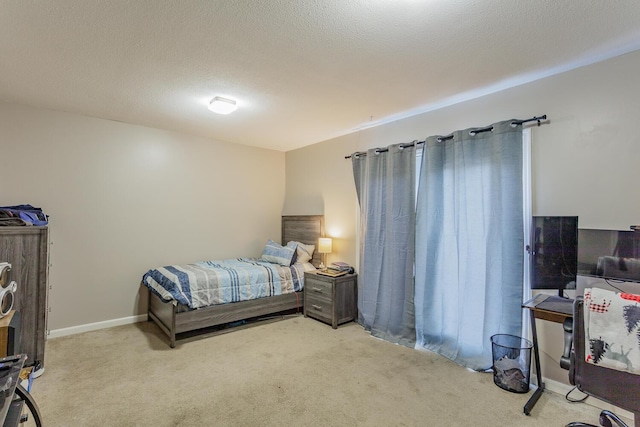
[1,1,640,151]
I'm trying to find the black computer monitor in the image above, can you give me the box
[577,228,640,283]
[530,216,578,297]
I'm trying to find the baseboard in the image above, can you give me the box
[48,314,147,339]
[543,377,634,421]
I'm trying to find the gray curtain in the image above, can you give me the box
[352,144,416,346]
[415,120,524,370]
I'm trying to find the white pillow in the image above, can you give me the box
[289,241,315,264]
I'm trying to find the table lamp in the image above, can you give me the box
[317,237,332,270]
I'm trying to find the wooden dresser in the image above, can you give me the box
[0,227,49,367]
[304,271,357,329]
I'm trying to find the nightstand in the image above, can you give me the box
[304,271,357,329]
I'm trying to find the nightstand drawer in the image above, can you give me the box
[305,298,332,323]
[305,279,332,299]
[305,290,331,307]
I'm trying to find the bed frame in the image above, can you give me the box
[147,215,325,347]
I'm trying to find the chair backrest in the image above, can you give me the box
[571,297,640,415]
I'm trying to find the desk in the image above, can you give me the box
[522,294,574,415]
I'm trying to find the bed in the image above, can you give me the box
[143,215,324,347]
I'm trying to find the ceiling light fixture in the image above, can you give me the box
[208,96,238,114]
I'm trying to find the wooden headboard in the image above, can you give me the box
[282,215,325,267]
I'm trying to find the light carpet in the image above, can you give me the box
[31,316,614,426]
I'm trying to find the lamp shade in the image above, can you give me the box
[318,237,332,254]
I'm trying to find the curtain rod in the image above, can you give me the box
[345,115,547,159]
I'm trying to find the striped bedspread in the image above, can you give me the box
[142,258,315,309]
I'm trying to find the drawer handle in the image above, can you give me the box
[311,304,322,311]
[312,287,324,293]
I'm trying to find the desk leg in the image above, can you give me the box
[524,309,545,415]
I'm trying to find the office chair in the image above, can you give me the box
[566,296,640,427]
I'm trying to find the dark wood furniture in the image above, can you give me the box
[304,271,357,329]
[521,294,574,416]
[147,215,324,347]
[0,228,48,367]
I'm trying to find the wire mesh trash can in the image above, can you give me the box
[490,334,533,393]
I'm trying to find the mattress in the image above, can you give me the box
[142,258,315,309]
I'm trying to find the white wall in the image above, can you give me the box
[284,49,640,387]
[0,103,285,331]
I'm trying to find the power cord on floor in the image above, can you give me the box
[566,385,589,403]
